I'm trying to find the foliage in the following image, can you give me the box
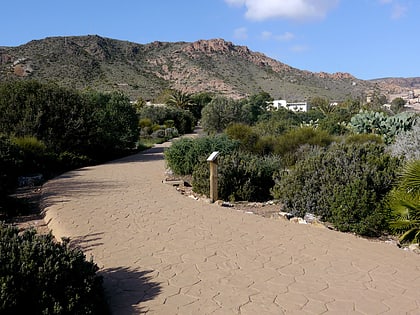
[387,123,420,161]
[255,108,302,136]
[11,136,50,175]
[137,105,196,134]
[84,91,139,158]
[388,160,420,243]
[164,134,239,175]
[225,123,259,152]
[317,107,353,135]
[192,151,282,201]
[0,136,21,200]
[272,142,400,236]
[349,110,417,144]
[0,223,108,314]
[344,133,384,145]
[166,90,193,110]
[200,96,243,133]
[240,91,272,124]
[390,97,406,113]
[189,92,214,121]
[272,127,334,166]
[0,81,139,162]
[310,96,335,115]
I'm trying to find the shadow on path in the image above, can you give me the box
[101,267,162,315]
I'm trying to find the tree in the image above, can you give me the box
[310,96,335,115]
[389,160,420,243]
[200,96,243,133]
[241,91,272,124]
[391,97,406,113]
[166,90,192,110]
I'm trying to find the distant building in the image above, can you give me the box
[269,100,310,112]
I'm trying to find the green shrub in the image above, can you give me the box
[0,135,21,199]
[225,123,259,153]
[12,136,48,174]
[164,135,239,175]
[192,151,282,202]
[272,142,400,236]
[273,127,334,166]
[58,151,92,171]
[0,223,108,314]
[137,106,196,134]
[388,160,420,243]
[344,133,384,145]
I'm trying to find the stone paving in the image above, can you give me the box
[42,142,420,314]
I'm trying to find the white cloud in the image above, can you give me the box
[225,0,339,21]
[290,45,308,52]
[233,27,248,40]
[391,4,407,19]
[378,0,408,20]
[261,31,295,41]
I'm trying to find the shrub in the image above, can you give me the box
[387,123,420,161]
[225,123,259,153]
[137,106,196,134]
[388,160,420,243]
[192,151,282,201]
[12,136,48,174]
[164,135,239,175]
[273,127,334,166]
[0,224,108,314]
[272,142,400,236]
[0,135,21,200]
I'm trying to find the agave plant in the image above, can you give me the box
[389,160,420,243]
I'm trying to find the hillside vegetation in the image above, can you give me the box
[1,35,374,101]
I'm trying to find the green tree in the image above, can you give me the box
[390,97,406,113]
[241,91,272,124]
[310,96,335,115]
[166,90,193,110]
[201,96,243,133]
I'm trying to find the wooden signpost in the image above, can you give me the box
[207,151,219,203]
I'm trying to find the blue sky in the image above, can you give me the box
[1,0,418,79]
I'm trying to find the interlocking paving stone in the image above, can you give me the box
[42,141,420,314]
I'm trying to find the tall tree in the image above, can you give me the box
[166,90,193,110]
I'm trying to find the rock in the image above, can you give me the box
[289,217,299,223]
[408,243,420,254]
[279,212,294,220]
[304,213,318,224]
[298,218,308,224]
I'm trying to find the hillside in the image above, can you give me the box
[1,35,376,101]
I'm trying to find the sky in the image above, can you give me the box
[1,0,418,80]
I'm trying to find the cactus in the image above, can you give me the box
[349,110,418,144]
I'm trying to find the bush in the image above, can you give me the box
[225,123,259,153]
[0,135,21,200]
[272,142,400,236]
[0,224,108,314]
[137,106,196,134]
[12,136,48,174]
[273,127,334,166]
[164,134,239,175]
[388,123,420,161]
[192,151,282,201]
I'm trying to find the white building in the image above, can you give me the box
[269,100,310,112]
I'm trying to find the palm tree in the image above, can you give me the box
[389,160,420,243]
[166,90,193,110]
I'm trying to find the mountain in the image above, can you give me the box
[0,35,380,101]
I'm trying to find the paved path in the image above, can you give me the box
[42,142,420,314]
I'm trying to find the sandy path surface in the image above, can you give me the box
[42,141,420,314]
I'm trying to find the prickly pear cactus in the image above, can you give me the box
[349,110,418,144]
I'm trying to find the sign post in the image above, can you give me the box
[207,151,220,203]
